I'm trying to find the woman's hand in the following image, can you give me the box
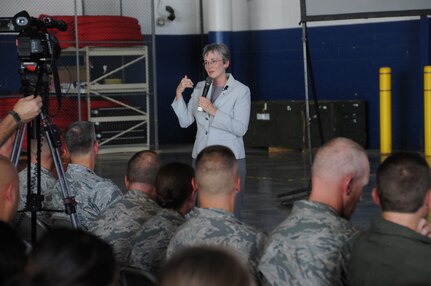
[199,97,217,116]
[176,75,194,100]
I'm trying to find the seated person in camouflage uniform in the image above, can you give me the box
[0,156,27,285]
[48,121,123,229]
[258,137,370,286]
[17,137,56,216]
[89,150,161,265]
[349,152,431,285]
[128,161,196,275]
[158,246,256,286]
[166,145,265,281]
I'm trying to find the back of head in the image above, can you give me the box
[65,121,96,156]
[312,137,369,186]
[156,162,194,211]
[21,227,117,286]
[376,151,430,213]
[30,135,53,168]
[0,221,26,285]
[30,135,51,158]
[157,246,255,286]
[195,145,238,198]
[126,150,160,186]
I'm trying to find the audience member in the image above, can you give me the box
[349,151,431,285]
[48,121,123,229]
[166,145,265,280]
[0,155,21,223]
[158,246,255,286]
[0,156,27,285]
[89,150,161,265]
[9,227,117,286]
[17,136,56,214]
[0,96,42,147]
[258,137,370,286]
[128,161,196,275]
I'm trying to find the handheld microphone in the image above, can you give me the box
[197,76,213,112]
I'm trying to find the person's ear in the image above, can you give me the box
[223,60,230,70]
[235,176,240,193]
[5,183,18,206]
[371,187,381,206]
[191,177,198,192]
[124,175,130,189]
[94,141,99,154]
[425,191,431,208]
[342,177,353,196]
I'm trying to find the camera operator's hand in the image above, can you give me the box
[13,96,42,123]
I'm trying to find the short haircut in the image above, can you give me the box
[312,137,368,184]
[21,228,117,286]
[0,222,26,285]
[158,246,255,286]
[126,150,160,185]
[195,145,237,196]
[64,121,96,155]
[376,151,430,213]
[156,162,194,210]
[202,43,231,63]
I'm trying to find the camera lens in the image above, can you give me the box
[16,16,28,26]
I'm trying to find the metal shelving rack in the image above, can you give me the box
[61,45,150,153]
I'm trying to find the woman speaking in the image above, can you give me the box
[171,43,251,218]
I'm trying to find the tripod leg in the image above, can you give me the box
[10,123,27,167]
[40,113,80,229]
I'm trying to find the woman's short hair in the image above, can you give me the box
[202,43,231,63]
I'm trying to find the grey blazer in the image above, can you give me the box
[172,74,251,159]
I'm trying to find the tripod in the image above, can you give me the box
[11,59,80,244]
[277,22,325,206]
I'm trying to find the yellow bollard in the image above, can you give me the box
[380,67,392,154]
[425,66,431,156]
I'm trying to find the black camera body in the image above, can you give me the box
[3,11,66,63]
[0,11,67,97]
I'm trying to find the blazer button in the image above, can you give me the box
[205,117,208,120]
[205,131,208,135]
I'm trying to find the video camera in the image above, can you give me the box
[0,10,67,104]
[0,10,67,63]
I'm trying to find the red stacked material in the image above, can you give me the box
[39,15,144,48]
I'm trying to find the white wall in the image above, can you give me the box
[0,0,83,17]
[0,0,422,36]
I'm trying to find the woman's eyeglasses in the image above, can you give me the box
[203,59,223,67]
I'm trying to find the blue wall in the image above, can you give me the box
[157,18,431,150]
[1,19,430,150]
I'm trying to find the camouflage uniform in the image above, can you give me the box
[89,190,161,265]
[166,207,266,277]
[18,164,57,211]
[17,164,57,225]
[48,164,123,229]
[128,208,185,275]
[258,200,360,286]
